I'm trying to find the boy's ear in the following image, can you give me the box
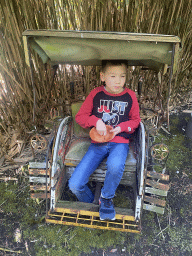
[100,72,105,82]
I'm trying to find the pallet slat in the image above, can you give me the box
[143,203,164,214]
[145,186,168,196]
[29,162,49,169]
[29,176,50,183]
[31,193,50,199]
[29,169,50,175]
[147,171,169,181]
[30,185,50,191]
[146,179,169,191]
[144,195,166,207]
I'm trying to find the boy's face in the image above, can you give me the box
[100,64,127,94]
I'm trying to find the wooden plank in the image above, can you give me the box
[145,186,168,197]
[0,177,18,181]
[147,171,169,181]
[30,185,50,191]
[29,162,49,169]
[144,195,166,207]
[29,176,50,183]
[143,203,164,214]
[146,179,169,191]
[29,169,50,176]
[31,193,50,199]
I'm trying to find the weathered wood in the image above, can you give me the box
[145,179,169,191]
[66,166,136,186]
[143,203,164,214]
[65,139,136,168]
[30,185,50,191]
[144,195,166,207]
[145,186,168,197]
[31,193,50,199]
[147,171,169,181]
[29,176,50,183]
[0,177,18,181]
[29,169,50,176]
[29,162,49,169]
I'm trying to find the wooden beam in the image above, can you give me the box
[146,179,169,191]
[145,186,168,197]
[143,203,164,214]
[147,171,169,181]
[144,195,166,207]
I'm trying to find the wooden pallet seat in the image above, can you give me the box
[64,137,137,187]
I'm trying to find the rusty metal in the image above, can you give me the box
[151,143,169,161]
[46,208,140,233]
[30,134,48,151]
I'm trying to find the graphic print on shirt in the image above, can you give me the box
[98,99,128,127]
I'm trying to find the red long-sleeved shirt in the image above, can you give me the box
[76,86,141,143]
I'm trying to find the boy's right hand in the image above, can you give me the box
[96,120,107,136]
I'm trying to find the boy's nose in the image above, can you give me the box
[116,76,121,83]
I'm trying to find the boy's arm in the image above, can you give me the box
[75,90,100,129]
[118,91,141,134]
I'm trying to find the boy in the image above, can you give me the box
[68,60,141,220]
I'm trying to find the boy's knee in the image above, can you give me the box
[68,177,82,194]
[107,161,125,175]
[68,178,77,193]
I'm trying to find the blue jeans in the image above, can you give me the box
[68,142,129,203]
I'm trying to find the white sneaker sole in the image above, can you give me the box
[100,217,116,221]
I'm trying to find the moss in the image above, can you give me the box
[23,225,125,256]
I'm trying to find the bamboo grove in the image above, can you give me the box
[0,0,192,159]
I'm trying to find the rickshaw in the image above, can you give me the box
[22,30,181,233]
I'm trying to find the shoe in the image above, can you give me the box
[99,197,116,220]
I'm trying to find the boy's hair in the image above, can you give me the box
[101,60,128,72]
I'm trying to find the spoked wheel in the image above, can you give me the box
[151,143,169,162]
[30,134,48,152]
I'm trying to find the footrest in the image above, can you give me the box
[46,203,140,233]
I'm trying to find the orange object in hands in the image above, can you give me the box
[89,125,114,143]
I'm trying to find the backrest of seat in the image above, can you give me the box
[71,102,90,137]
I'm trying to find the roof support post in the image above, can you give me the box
[27,37,36,124]
[167,43,176,130]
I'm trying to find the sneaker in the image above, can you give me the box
[99,197,116,220]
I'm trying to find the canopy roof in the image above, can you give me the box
[23,30,181,72]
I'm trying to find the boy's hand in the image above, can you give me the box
[96,120,107,136]
[110,126,121,138]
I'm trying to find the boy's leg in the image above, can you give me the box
[101,142,129,199]
[68,143,108,203]
[99,143,129,220]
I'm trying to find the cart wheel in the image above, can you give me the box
[30,134,48,152]
[151,143,169,161]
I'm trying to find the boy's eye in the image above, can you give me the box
[111,76,115,78]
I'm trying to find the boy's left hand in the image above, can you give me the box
[110,126,121,138]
